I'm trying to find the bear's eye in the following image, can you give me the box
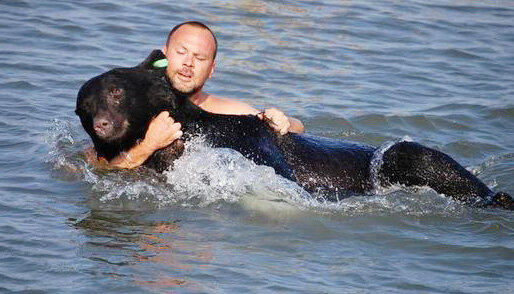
[108,88,124,104]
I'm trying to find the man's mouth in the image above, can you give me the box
[177,69,192,81]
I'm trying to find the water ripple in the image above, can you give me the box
[1,0,513,292]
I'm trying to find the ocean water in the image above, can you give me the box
[1,0,513,293]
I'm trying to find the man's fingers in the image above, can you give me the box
[259,108,291,135]
[143,111,183,150]
[173,130,183,140]
[156,111,179,126]
[165,122,182,143]
[279,121,290,135]
[170,121,181,132]
[156,111,170,120]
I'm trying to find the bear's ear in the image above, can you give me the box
[136,49,166,70]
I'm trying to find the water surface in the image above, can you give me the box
[0,0,513,293]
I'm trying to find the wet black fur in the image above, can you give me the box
[76,50,513,209]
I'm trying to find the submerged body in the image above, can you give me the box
[76,51,513,209]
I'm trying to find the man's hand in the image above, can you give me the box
[84,146,111,169]
[140,111,183,153]
[257,108,294,135]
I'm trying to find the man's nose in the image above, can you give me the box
[183,53,194,67]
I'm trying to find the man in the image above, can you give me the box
[87,21,304,169]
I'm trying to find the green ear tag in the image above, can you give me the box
[152,59,168,68]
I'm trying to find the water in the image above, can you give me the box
[1,0,513,292]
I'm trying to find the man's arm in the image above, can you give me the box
[86,97,304,170]
[202,96,305,134]
[85,112,182,169]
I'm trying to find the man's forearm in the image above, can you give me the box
[84,111,182,170]
[107,141,155,169]
[84,142,155,170]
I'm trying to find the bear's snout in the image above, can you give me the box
[93,116,114,138]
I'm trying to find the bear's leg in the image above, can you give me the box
[378,141,513,209]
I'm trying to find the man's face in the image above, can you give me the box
[163,25,216,95]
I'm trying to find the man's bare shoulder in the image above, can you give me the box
[203,95,260,115]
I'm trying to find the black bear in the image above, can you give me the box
[76,50,513,209]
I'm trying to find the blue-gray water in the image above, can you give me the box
[1,0,513,293]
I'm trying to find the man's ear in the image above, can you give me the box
[161,45,167,56]
[208,62,216,79]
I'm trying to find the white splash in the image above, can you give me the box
[164,136,308,207]
[369,136,414,195]
[46,119,464,215]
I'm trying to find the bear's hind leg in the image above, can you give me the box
[378,141,513,209]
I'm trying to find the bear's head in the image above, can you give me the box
[76,66,178,160]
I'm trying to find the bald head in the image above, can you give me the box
[165,21,218,60]
[162,22,217,95]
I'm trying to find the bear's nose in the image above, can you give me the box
[93,118,113,137]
